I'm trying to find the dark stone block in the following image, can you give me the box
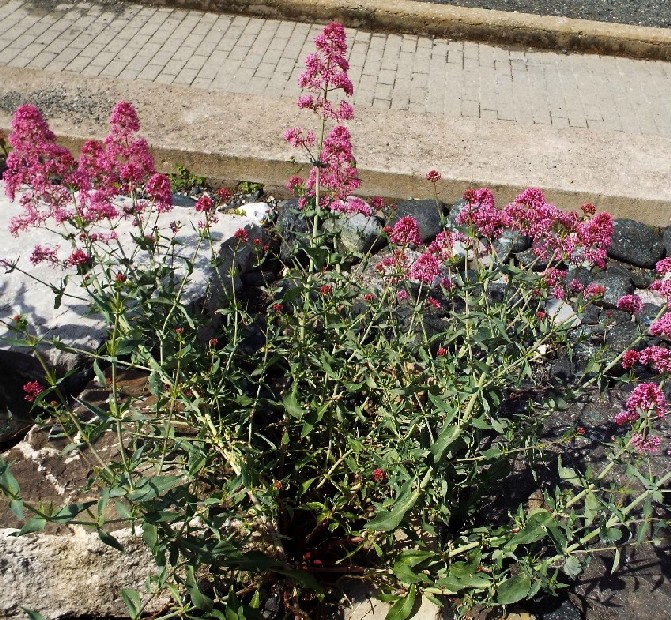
[592,266,634,308]
[388,199,446,242]
[608,218,664,268]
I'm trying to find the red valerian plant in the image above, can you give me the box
[2,21,671,620]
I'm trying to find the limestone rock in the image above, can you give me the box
[0,525,169,619]
[0,183,261,369]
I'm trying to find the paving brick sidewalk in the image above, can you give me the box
[0,0,670,136]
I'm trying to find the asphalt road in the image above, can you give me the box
[418,0,671,28]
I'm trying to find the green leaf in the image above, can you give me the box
[143,523,158,549]
[366,481,420,532]
[21,609,46,620]
[557,457,580,487]
[393,560,426,584]
[563,556,582,578]
[507,510,553,548]
[120,588,142,620]
[186,565,214,612]
[0,458,21,496]
[93,360,107,388]
[283,385,303,419]
[584,491,599,526]
[51,501,97,523]
[17,517,46,536]
[496,573,531,605]
[114,501,132,519]
[601,527,623,543]
[10,499,24,520]
[611,548,622,574]
[436,572,491,591]
[385,584,416,620]
[431,417,460,462]
[97,529,124,551]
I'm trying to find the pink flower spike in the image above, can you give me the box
[67,248,91,267]
[620,382,667,423]
[457,187,502,239]
[584,283,605,300]
[656,257,671,275]
[30,244,60,267]
[23,380,43,402]
[233,228,249,243]
[145,173,173,212]
[650,313,671,339]
[390,216,422,246]
[372,468,386,482]
[630,433,662,454]
[331,196,372,216]
[195,195,214,213]
[616,294,643,315]
[297,94,315,110]
[638,346,671,373]
[621,349,640,369]
[410,252,441,284]
[108,101,140,134]
[426,170,441,183]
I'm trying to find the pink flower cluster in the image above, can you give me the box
[455,187,613,269]
[583,283,605,300]
[616,294,643,315]
[285,23,369,217]
[5,102,174,270]
[296,22,354,122]
[629,433,662,453]
[614,382,666,426]
[648,258,671,303]
[4,105,77,232]
[23,380,43,402]
[622,346,671,373]
[389,216,422,246]
[427,231,454,261]
[6,102,172,231]
[506,188,612,268]
[649,313,671,339]
[409,252,441,284]
[458,188,503,239]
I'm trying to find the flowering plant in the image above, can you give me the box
[0,23,669,620]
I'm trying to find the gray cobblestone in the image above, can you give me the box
[0,0,668,140]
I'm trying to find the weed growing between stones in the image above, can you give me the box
[0,22,670,620]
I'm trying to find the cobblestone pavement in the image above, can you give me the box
[0,0,670,136]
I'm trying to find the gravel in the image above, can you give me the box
[0,86,116,126]
[418,0,671,28]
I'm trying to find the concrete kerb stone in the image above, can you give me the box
[130,0,671,61]
[0,66,670,227]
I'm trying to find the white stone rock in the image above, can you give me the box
[342,583,454,620]
[636,287,667,308]
[0,526,169,619]
[237,201,274,224]
[0,182,262,369]
[546,298,581,328]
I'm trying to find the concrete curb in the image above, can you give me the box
[133,0,671,60]
[1,67,670,226]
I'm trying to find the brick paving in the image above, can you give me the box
[1,0,671,136]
